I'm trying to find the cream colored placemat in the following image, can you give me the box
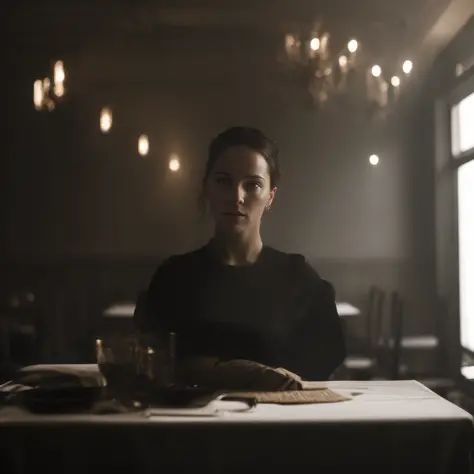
[226,388,350,404]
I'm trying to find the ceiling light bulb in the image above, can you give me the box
[402,60,413,74]
[310,38,320,51]
[54,82,65,97]
[54,60,65,84]
[348,39,358,53]
[169,157,180,172]
[371,65,382,77]
[100,108,112,133]
[369,154,379,166]
[339,55,348,68]
[33,80,44,109]
[138,135,149,156]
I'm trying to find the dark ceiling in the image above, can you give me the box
[6,0,471,102]
[8,0,454,62]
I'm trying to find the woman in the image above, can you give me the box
[135,126,345,381]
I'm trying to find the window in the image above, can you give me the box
[452,92,474,156]
[458,159,474,353]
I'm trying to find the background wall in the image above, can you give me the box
[3,11,473,365]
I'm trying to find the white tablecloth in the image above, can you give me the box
[1,367,472,473]
[1,379,468,425]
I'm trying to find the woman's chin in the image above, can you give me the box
[216,219,247,234]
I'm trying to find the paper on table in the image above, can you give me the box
[144,407,219,418]
[144,399,252,418]
[226,388,350,404]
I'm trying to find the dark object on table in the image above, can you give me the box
[96,331,176,404]
[17,386,102,414]
[90,398,131,414]
[0,364,104,411]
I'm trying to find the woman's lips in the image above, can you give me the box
[224,211,247,217]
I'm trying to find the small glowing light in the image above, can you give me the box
[462,366,474,379]
[33,80,44,109]
[45,99,55,111]
[54,82,65,97]
[319,91,328,102]
[169,155,180,172]
[402,60,413,74]
[371,65,382,77]
[391,76,400,87]
[43,78,50,92]
[54,60,65,84]
[320,33,329,50]
[369,154,380,166]
[348,39,358,53]
[285,34,295,48]
[310,37,320,51]
[339,55,348,68]
[138,135,149,156]
[100,108,112,133]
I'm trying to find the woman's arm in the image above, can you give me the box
[133,257,178,333]
[291,261,346,381]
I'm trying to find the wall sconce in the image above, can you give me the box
[100,108,113,133]
[169,155,180,171]
[33,60,66,111]
[138,135,149,156]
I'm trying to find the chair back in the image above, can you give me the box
[367,286,385,355]
[388,291,404,379]
[0,291,42,372]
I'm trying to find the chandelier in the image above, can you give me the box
[33,60,66,111]
[283,26,413,112]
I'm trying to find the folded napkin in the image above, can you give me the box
[16,364,102,389]
[178,357,303,391]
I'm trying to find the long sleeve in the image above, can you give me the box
[289,261,346,381]
[135,248,346,379]
[133,257,178,334]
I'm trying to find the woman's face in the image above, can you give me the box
[204,146,277,235]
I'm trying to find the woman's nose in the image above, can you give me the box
[231,184,245,204]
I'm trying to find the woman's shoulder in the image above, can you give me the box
[152,246,208,276]
[264,247,317,272]
[264,247,332,289]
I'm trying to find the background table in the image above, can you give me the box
[103,302,135,318]
[103,301,361,318]
[1,372,472,474]
[336,302,361,317]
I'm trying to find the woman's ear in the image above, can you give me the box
[267,187,277,209]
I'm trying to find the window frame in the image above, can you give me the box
[434,67,474,381]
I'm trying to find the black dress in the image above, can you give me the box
[137,244,346,381]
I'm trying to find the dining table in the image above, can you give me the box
[0,364,472,473]
[103,301,362,318]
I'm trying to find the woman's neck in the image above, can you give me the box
[210,233,263,266]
